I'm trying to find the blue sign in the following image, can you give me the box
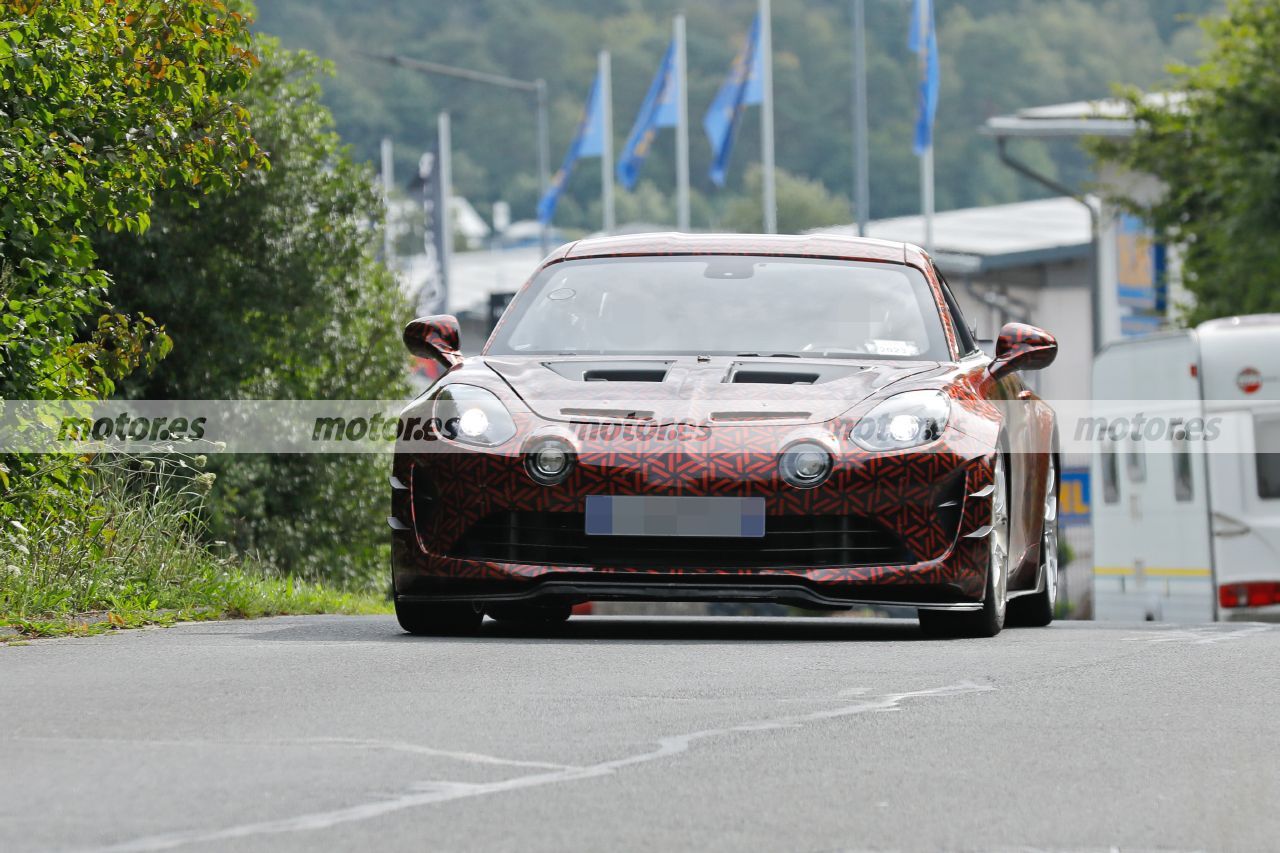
[1116,214,1157,309]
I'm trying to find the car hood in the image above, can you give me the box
[481,355,941,426]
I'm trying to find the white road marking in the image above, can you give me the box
[89,682,993,852]
[3,736,578,771]
[1124,624,1273,646]
[300,737,582,770]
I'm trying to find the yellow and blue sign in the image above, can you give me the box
[1059,468,1090,527]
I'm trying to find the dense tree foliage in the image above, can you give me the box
[0,0,262,513]
[1097,0,1280,323]
[1,3,404,586]
[722,166,850,234]
[253,0,1219,230]
[0,0,260,404]
[97,42,408,582]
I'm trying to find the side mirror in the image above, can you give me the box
[403,315,462,369]
[989,322,1057,380]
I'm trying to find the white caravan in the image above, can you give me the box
[1091,315,1280,622]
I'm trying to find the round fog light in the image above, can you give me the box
[779,442,833,488]
[525,439,574,485]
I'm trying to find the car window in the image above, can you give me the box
[490,256,950,361]
[935,270,977,356]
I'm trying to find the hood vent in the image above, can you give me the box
[730,370,819,385]
[561,407,656,422]
[583,368,668,383]
[544,360,672,382]
[725,361,871,386]
[710,410,811,423]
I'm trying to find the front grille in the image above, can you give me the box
[448,511,914,569]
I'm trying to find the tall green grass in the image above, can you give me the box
[0,455,388,637]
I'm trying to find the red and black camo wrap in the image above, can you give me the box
[390,233,1045,608]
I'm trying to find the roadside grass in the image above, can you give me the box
[1,455,389,640]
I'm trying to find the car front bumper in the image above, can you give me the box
[390,422,1000,610]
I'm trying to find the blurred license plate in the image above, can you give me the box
[584,496,765,538]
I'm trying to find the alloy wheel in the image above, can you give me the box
[990,453,1010,625]
[1042,456,1059,610]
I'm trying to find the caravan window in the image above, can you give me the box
[1256,416,1280,500]
[1125,437,1146,484]
[1172,420,1194,503]
[1102,439,1121,504]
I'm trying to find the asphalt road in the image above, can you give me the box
[3,615,1278,853]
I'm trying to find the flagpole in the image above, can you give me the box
[674,13,691,231]
[380,137,394,263]
[759,0,777,234]
[536,79,550,254]
[922,145,934,254]
[437,111,453,310]
[599,50,616,234]
[851,0,870,237]
[916,0,934,254]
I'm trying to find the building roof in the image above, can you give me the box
[815,196,1093,276]
[981,92,1183,139]
[449,198,1094,314]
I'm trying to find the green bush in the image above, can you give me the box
[96,42,409,585]
[0,453,387,632]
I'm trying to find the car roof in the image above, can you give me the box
[551,232,923,266]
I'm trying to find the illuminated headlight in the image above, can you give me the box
[525,437,574,485]
[433,384,517,447]
[779,441,833,488]
[850,390,950,451]
[458,407,490,439]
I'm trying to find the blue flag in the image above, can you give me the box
[909,0,939,155]
[616,41,679,190]
[538,71,607,225]
[703,14,763,188]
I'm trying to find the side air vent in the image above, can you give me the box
[731,370,820,385]
[583,368,669,382]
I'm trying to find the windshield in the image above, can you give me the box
[488,255,950,360]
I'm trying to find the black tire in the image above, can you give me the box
[1008,453,1058,628]
[919,451,1010,639]
[394,599,483,636]
[485,602,573,625]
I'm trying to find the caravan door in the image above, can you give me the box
[1091,333,1215,622]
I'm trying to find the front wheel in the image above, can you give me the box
[394,599,483,636]
[919,451,1010,638]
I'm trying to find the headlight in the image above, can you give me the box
[433,384,517,447]
[779,441,833,488]
[850,390,950,451]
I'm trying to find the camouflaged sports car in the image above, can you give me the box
[389,233,1060,637]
